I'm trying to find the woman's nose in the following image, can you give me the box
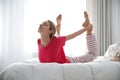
[39,24,42,28]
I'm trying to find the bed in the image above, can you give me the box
[0,56,120,80]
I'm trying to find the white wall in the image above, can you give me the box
[111,0,120,43]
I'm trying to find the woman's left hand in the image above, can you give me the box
[56,14,62,36]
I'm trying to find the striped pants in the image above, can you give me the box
[66,34,98,63]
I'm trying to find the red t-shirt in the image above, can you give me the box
[37,36,70,63]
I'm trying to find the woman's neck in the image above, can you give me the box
[41,36,50,47]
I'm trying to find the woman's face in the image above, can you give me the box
[38,21,51,36]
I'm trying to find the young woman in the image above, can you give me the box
[37,12,98,63]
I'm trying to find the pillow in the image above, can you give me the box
[93,56,111,62]
[104,42,120,61]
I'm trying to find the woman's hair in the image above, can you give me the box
[48,20,56,38]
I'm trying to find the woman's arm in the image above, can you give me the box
[66,11,93,41]
[66,24,92,41]
[56,14,62,36]
[56,24,61,36]
[66,28,87,41]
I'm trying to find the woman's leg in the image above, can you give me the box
[66,12,98,63]
[66,34,98,63]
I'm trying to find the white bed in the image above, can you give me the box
[0,56,120,80]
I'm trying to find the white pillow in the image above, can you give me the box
[93,56,110,62]
[104,42,120,61]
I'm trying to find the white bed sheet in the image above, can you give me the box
[0,57,120,80]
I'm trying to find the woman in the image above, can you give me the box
[37,12,98,63]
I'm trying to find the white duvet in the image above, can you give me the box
[0,57,120,80]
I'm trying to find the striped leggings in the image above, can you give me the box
[66,34,98,63]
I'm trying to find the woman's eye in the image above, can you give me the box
[43,23,47,26]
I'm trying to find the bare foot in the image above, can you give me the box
[82,12,93,35]
[86,24,93,35]
[82,11,90,27]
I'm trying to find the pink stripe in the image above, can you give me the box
[66,34,98,63]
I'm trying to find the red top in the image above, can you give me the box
[37,36,70,63]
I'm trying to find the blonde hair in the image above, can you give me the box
[48,20,56,38]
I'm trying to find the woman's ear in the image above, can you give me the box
[49,30,53,35]
[49,30,54,38]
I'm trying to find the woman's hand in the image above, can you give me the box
[86,24,93,35]
[56,14,62,36]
